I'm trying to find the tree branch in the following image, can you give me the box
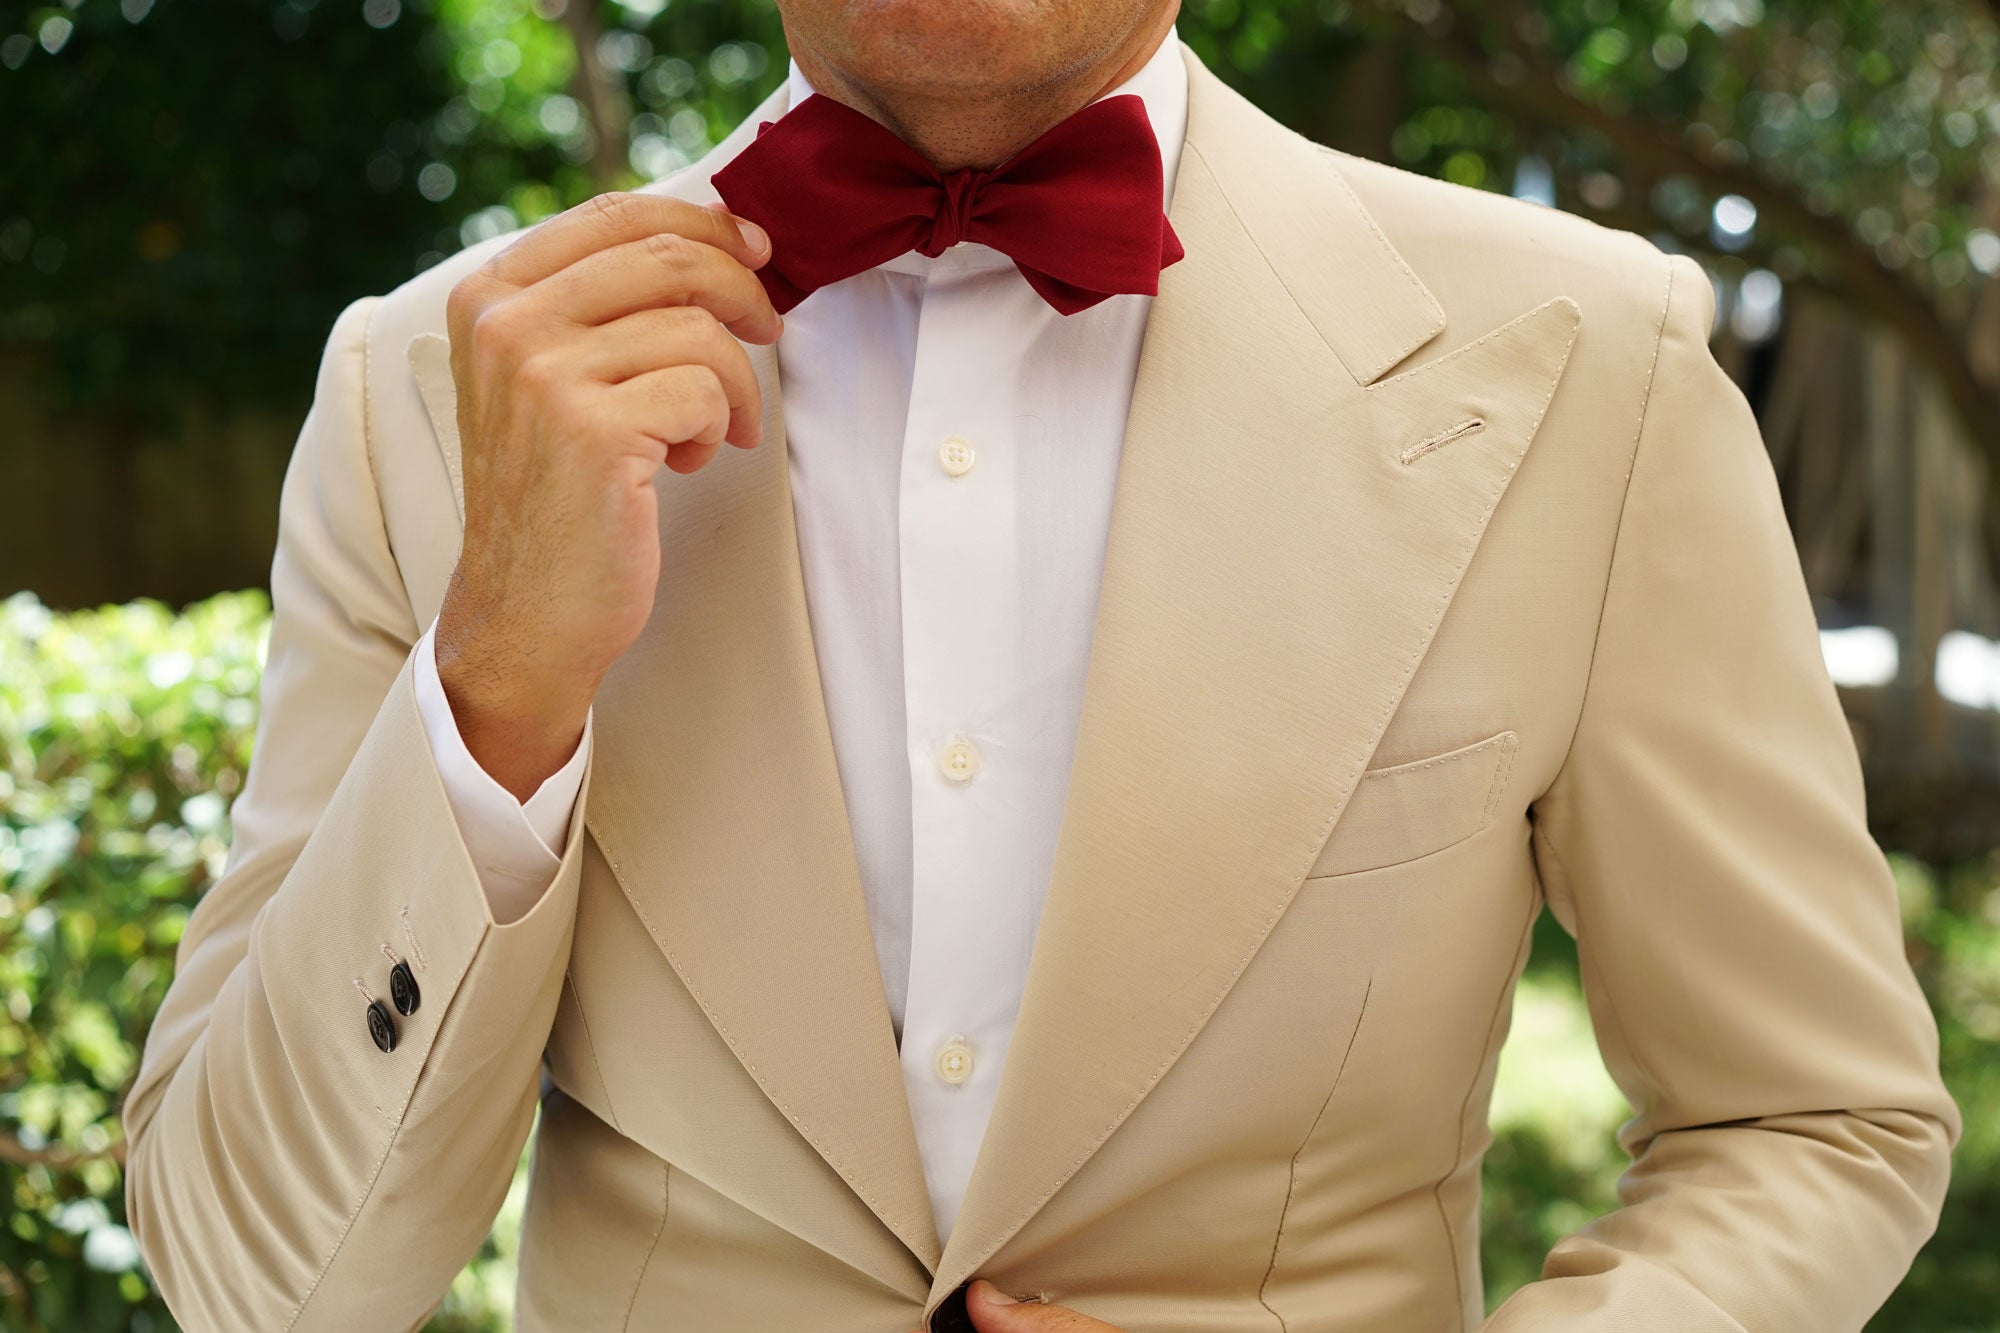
[556,0,633,192]
[0,1128,125,1170]
[1382,2,2000,555]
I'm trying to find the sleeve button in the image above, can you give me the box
[366,999,398,1053]
[390,961,421,1015]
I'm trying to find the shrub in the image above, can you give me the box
[2,591,264,1331]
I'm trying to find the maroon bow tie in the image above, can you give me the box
[711,92,1184,316]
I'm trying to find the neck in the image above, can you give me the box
[788,9,1179,172]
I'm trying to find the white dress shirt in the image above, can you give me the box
[413,31,1189,1244]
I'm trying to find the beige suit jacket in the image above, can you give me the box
[124,44,1961,1333]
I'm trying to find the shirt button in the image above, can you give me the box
[938,738,980,783]
[937,436,976,477]
[935,1039,975,1085]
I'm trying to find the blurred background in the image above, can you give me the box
[2,0,1997,1328]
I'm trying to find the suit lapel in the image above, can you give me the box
[406,78,945,1282]
[929,52,1581,1300]
[580,342,945,1276]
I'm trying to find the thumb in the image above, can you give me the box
[964,1279,1118,1331]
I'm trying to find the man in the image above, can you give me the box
[123,0,1960,1328]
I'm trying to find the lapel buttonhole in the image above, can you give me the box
[1399,416,1486,466]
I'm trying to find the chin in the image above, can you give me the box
[787,0,1145,101]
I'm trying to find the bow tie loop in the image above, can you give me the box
[921,168,992,257]
[713,92,1184,316]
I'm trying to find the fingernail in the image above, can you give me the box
[735,216,769,256]
[971,1280,1019,1306]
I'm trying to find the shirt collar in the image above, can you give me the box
[779,28,1189,279]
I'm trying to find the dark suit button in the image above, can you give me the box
[930,1282,974,1333]
[389,961,421,1015]
[366,999,398,1052]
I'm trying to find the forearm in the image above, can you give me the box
[125,654,587,1331]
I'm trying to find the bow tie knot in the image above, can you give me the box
[920,168,992,257]
[713,92,1184,316]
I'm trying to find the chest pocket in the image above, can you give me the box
[1305,730,1519,879]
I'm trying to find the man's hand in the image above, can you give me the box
[910,1279,1126,1332]
[434,192,782,799]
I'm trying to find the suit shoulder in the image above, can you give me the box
[1328,147,1665,278]
[362,227,522,355]
[362,153,723,351]
[1328,149,1683,346]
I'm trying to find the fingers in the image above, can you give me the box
[578,307,764,448]
[441,190,775,487]
[612,364,735,473]
[535,230,782,343]
[963,1280,1120,1331]
[482,191,770,290]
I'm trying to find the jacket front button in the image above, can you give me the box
[389,961,421,1015]
[930,1282,974,1333]
[366,999,398,1053]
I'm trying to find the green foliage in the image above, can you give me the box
[432,0,788,258]
[1876,854,2000,1330]
[4,592,1997,1329]
[0,591,266,1331]
[0,0,787,424]
[1177,0,2000,293]
[0,0,454,421]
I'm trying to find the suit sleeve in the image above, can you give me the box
[121,296,592,1332]
[1483,252,1962,1332]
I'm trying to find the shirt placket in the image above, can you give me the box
[895,254,1047,1243]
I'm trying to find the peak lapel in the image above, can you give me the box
[929,51,1581,1302]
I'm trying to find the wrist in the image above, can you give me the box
[434,608,599,802]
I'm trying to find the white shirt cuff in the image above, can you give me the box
[412,621,592,924]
